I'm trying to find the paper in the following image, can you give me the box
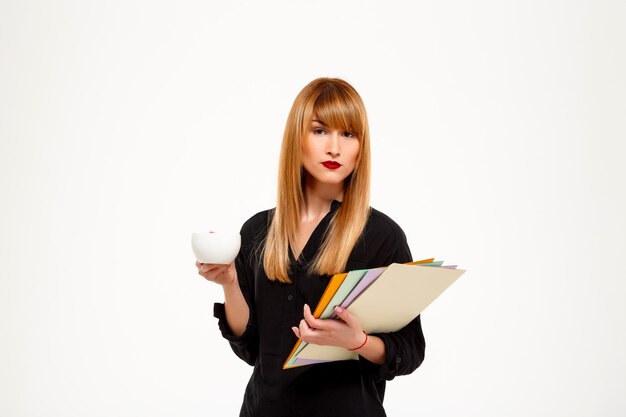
[287,260,438,366]
[331,259,438,318]
[320,269,368,319]
[284,261,465,367]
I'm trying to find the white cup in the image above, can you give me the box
[191,231,241,264]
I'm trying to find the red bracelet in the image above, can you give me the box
[349,332,368,351]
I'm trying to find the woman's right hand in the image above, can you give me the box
[196,261,237,286]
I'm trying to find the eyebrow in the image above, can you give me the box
[311,119,328,126]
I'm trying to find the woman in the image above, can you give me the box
[197,78,425,417]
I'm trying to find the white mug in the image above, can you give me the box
[191,231,241,264]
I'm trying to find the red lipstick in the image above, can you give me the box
[322,161,342,170]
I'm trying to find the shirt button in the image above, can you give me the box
[287,294,294,301]
[396,356,402,364]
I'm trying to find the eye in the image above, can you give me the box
[313,128,326,135]
[342,131,356,138]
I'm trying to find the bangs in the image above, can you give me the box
[311,85,365,137]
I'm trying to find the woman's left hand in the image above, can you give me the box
[292,304,366,350]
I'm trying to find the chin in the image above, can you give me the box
[317,175,349,185]
[304,169,351,186]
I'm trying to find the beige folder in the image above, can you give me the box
[297,263,465,361]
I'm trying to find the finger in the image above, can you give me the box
[291,326,300,338]
[306,305,342,333]
[298,319,317,343]
[303,304,328,330]
[302,304,318,327]
[334,306,360,329]
[198,265,231,285]
[199,263,226,274]
[214,265,233,281]
[299,317,312,332]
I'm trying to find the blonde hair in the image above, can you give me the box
[263,78,371,283]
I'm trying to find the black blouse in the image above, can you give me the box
[213,200,426,417]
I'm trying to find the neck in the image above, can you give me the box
[301,175,344,221]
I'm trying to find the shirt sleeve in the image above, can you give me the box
[358,223,426,381]
[212,218,260,366]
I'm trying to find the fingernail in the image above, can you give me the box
[304,304,308,312]
[335,306,343,313]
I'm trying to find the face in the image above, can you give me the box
[301,116,360,187]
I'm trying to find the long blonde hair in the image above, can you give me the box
[263,78,371,283]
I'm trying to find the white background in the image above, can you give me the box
[1,1,625,416]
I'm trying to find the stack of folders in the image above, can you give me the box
[283,258,466,369]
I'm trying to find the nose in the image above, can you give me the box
[326,132,340,158]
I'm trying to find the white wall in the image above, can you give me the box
[1,1,625,416]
